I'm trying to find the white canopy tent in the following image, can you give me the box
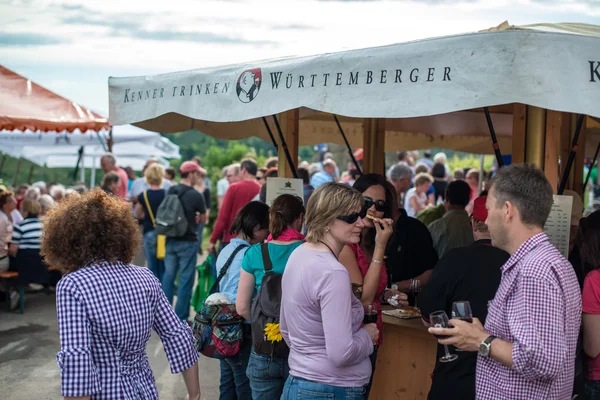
[108,22,600,156]
[1,125,180,187]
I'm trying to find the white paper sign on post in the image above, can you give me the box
[265,178,304,206]
[544,195,573,258]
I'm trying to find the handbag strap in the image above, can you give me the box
[210,244,249,294]
[260,242,273,272]
[143,190,156,227]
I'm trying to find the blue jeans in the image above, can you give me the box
[162,240,197,321]
[281,376,366,400]
[587,380,600,400]
[143,230,165,282]
[196,223,205,251]
[220,326,252,400]
[246,349,289,400]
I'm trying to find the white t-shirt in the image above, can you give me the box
[404,188,427,218]
[217,178,229,197]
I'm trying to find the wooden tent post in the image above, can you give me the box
[276,109,299,179]
[544,111,562,193]
[525,106,547,168]
[362,118,385,175]
[511,104,527,164]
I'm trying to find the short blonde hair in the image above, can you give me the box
[21,199,41,217]
[414,172,433,187]
[145,163,165,186]
[305,182,363,243]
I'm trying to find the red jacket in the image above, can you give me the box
[210,179,261,244]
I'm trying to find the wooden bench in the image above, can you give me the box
[0,271,24,314]
[0,266,60,313]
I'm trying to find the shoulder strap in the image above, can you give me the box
[177,185,192,198]
[260,242,273,272]
[143,190,156,226]
[210,244,249,294]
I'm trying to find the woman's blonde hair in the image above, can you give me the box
[144,163,165,186]
[21,199,41,217]
[305,182,363,243]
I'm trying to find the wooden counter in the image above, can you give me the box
[369,312,438,399]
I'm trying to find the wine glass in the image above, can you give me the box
[409,278,422,308]
[451,301,473,351]
[363,304,378,325]
[429,310,458,363]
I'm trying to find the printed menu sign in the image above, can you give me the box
[544,195,573,258]
[265,177,304,205]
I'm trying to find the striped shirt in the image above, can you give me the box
[12,217,43,249]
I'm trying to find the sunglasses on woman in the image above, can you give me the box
[363,196,387,212]
[336,206,367,224]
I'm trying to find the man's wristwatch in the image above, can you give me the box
[478,335,496,357]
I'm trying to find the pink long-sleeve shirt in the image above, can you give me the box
[280,244,373,387]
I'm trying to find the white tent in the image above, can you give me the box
[108,22,600,155]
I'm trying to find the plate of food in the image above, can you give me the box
[383,307,422,319]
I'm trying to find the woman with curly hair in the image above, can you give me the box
[43,189,200,400]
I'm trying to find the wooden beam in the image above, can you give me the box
[559,113,573,189]
[525,106,546,168]
[544,111,562,193]
[573,116,587,195]
[511,103,527,164]
[276,109,299,179]
[362,118,386,174]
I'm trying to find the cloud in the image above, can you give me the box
[0,32,69,46]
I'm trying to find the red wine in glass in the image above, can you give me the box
[363,312,378,325]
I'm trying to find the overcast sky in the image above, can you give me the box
[2,0,599,116]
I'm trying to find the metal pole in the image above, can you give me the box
[72,146,84,182]
[478,155,485,194]
[333,115,362,175]
[107,128,114,153]
[558,114,585,195]
[483,107,504,168]
[80,147,85,184]
[0,154,6,175]
[26,165,34,184]
[91,157,97,188]
[271,115,298,179]
[261,117,279,153]
[583,141,600,194]
[11,158,22,187]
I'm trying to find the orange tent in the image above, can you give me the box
[0,65,108,133]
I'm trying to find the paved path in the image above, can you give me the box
[0,284,220,399]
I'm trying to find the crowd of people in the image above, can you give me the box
[1,148,600,400]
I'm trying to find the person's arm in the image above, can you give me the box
[339,245,384,305]
[410,195,425,213]
[320,269,374,367]
[8,243,19,257]
[134,202,145,220]
[56,279,101,398]
[584,313,600,358]
[152,278,200,398]
[419,253,455,325]
[194,192,207,225]
[236,269,256,321]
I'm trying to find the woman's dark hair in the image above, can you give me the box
[353,173,395,251]
[431,163,446,179]
[165,166,176,180]
[298,167,310,185]
[577,210,600,274]
[229,201,270,240]
[270,194,305,239]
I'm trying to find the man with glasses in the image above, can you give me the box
[429,164,581,400]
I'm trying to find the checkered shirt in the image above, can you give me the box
[56,261,199,399]
[476,233,582,400]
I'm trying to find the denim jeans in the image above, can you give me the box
[220,326,252,400]
[162,240,197,321]
[587,380,600,400]
[281,376,366,400]
[246,348,289,400]
[196,223,205,251]
[143,230,165,282]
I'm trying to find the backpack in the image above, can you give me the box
[155,186,191,238]
[250,243,289,358]
[192,244,248,359]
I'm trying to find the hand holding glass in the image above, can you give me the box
[429,310,458,363]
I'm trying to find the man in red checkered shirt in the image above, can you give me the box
[430,163,581,400]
